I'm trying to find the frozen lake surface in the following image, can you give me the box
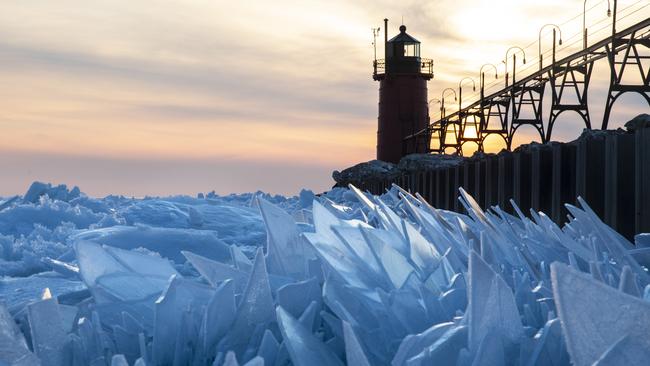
[1,181,649,365]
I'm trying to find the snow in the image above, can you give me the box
[0,181,649,365]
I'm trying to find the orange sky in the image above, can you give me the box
[0,0,648,196]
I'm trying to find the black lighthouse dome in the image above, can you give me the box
[385,24,422,74]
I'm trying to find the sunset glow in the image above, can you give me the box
[0,0,647,196]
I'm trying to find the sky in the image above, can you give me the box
[0,0,648,197]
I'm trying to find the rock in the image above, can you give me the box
[332,160,399,187]
[396,154,465,173]
[513,141,546,153]
[577,129,615,140]
[566,128,625,146]
[333,154,467,187]
[625,114,650,132]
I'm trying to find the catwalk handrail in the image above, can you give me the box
[405,17,650,141]
[373,58,434,77]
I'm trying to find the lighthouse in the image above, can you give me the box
[373,19,433,163]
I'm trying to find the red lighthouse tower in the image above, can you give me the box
[373,19,433,163]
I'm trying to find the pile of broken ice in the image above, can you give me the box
[2,181,650,365]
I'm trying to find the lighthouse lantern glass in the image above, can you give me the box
[404,43,419,57]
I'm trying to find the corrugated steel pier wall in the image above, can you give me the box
[354,128,650,240]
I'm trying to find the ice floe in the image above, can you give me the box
[0,182,649,365]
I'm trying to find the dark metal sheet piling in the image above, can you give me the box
[531,145,553,214]
[576,136,606,220]
[453,166,465,212]
[498,154,514,213]
[636,128,650,235]
[475,160,486,209]
[605,133,635,240]
[551,144,577,223]
[513,151,532,214]
[463,162,475,200]
[484,156,499,210]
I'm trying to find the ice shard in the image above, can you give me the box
[257,197,310,279]
[103,245,178,279]
[0,302,40,365]
[276,306,345,366]
[392,322,456,366]
[75,241,178,303]
[617,265,641,297]
[360,227,415,289]
[225,248,275,354]
[592,335,650,366]
[110,355,128,366]
[470,331,505,366]
[152,276,214,365]
[342,321,371,366]
[182,250,249,291]
[524,318,569,366]
[402,218,441,278]
[551,262,650,365]
[75,241,129,287]
[467,251,523,351]
[72,225,232,264]
[200,280,236,358]
[277,277,321,319]
[404,325,468,365]
[256,329,279,364]
[223,351,239,366]
[27,290,68,366]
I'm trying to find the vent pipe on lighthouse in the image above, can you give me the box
[384,18,388,62]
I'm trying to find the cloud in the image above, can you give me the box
[0,0,648,195]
